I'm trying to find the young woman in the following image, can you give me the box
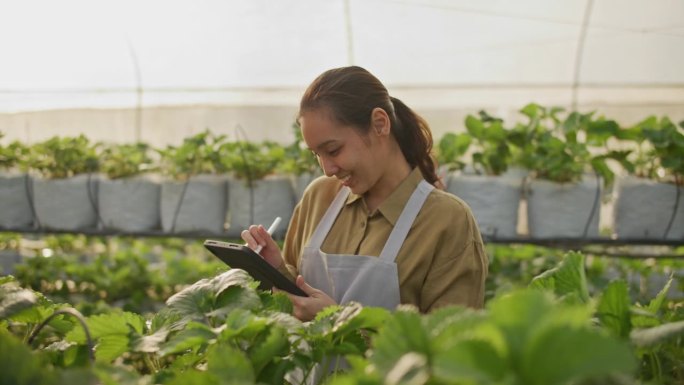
[242,66,487,321]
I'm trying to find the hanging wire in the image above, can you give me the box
[571,0,595,112]
[343,0,355,65]
[663,175,682,239]
[125,37,143,143]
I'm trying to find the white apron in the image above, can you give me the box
[299,179,434,309]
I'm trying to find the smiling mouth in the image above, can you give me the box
[338,175,351,185]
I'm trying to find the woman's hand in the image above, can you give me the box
[241,224,284,269]
[276,275,337,321]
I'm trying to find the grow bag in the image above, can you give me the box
[226,176,295,239]
[0,172,33,229]
[99,175,161,232]
[160,174,227,234]
[447,172,522,239]
[614,176,684,240]
[32,174,100,231]
[526,176,601,239]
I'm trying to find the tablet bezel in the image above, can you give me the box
[203,240,308,297]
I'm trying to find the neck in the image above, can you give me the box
[364,158,412,213]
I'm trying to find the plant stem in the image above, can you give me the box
[28,307,95,363]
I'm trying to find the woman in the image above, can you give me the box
[242,66,487,321]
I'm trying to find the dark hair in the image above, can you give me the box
[298,66,440,186]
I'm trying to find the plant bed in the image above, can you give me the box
[614,175,684,239]
[448,172,522,239]
[98,143,161,232]
[27,135,100,231]
[0,172,33,229]
[226,175,295,238]
[157,131,228,235]
[612,116,684,240]
[0,140,33,229]
[160,174,227,234]
[526,175,602,238]
[221,140,294,237]
[443,112,522,239]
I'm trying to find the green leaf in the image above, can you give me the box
[218,310,270,342]
[647,274,673,314]
[381,352,430,385]
[597,280,632,338]
[159,323,217,356]
[433,339,507,383]
[465,115,486,139]
[523,326,636,385]
[129,327,170,354]
[92,362,147,385]
[0,331,55,385]
[94,334,130,363]
[331,303,389,337]
[164,370,223,385]
[520,103,542,119]
[436,132,471,170]
[427,307,490,353]
[247,325,289,375]
[166,269,260,325]
[529,251,590,303]
[56,367,99,385]
[205,343,255,383]
[0,282,38,319]
[630,320,684,348]
[487,290,554,368]
[66,312,145,343]
[371,309,431,374]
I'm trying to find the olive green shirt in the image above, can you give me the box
[281,168,488,312]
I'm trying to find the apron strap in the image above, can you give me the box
[307,186,351,249]
[379,180,434,262]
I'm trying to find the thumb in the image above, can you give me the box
[295,275,318,296]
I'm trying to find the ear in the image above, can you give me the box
[370,107,391,136]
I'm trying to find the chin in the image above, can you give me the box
[348,184,367,195]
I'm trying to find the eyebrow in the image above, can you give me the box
[309,139,338,152]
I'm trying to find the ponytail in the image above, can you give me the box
[389,96,441,187]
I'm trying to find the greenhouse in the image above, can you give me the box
[1,0,683,384]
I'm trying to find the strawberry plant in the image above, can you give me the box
[220,140,286,186]
[157,130,228,180]
[26,135,99,179]
[0,135,30,172]
[464,110,511,175]
[99,142,156,179]
[435,132,471,172]
[280,123,320,176]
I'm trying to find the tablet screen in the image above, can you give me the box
[204,240,308,297]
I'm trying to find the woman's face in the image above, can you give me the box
[300,109,382,195]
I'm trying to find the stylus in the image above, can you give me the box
[254,216,282,254]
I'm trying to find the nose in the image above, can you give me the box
[319,156,338,177]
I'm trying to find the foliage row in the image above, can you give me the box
[435,104,684,186]
[2,105,683,185]
[2,247,684,385]
[0,124,318,181]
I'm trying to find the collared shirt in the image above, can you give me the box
[281,167,488,312]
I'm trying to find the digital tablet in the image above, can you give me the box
[204,240,308,297]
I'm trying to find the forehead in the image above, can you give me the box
[300,110,356,148]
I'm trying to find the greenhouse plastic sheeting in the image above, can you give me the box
[0,0,682,144]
